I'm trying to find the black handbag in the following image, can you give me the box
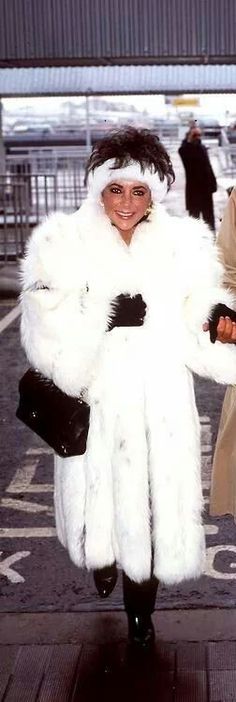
[16,368,90,457]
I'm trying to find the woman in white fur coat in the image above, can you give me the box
[20,127,236,649]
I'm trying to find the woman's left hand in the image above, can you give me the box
[203,316,236,343]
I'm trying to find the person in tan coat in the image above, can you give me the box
[210,187,236,518]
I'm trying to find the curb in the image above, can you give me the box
[0,264,20,298]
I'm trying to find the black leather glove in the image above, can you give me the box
[208,303,236,343]
[107,293,147,331]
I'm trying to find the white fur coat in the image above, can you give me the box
[20,199,236,585]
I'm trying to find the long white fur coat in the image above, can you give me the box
[20,199,236,585]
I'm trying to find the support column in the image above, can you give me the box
[85,95,91,154]
[0,98,6,175]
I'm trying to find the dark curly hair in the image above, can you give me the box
[84,126,175,190]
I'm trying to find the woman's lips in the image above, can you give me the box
[115,211,134,218]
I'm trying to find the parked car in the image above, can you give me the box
[152,117,180,139]
[226,121,236,143]
[195,116,222,145]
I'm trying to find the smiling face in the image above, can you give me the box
[101,180,152,244]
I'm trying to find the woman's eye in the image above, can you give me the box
[133,190,145,196]
[110,187,121,194]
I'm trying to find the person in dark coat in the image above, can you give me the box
[178,127,217,231]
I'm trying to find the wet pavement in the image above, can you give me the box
[1,146,236,700]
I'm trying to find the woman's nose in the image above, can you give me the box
[121,192,132,208]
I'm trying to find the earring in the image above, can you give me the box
[145,203,153,217]
[99,200,104,208]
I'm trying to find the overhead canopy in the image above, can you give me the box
[1,0,236,67]
[1,65,236,97]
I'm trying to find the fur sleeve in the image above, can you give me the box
[20,213,109,396]
[180,217,236,384]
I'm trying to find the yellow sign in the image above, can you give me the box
[172,97,199,106]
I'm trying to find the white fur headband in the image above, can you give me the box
[87,159,168,203]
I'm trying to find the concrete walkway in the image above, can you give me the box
[1,611,236,700]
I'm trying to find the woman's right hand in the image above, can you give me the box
[108,293,147,331]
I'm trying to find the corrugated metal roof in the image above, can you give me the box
[0,0,236,66]
[0,64,236,96]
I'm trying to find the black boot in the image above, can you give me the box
[123,572,158,650]
[93,563,118,598]
[127,613,155,649]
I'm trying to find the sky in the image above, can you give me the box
[3,93,236,121]
[3,95,165,114]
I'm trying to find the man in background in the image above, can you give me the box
[179,126,217,231]
[210,186,236,519]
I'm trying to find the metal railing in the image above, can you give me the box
[1,152,88,260]
[217,144,236,175]
[6,150,88,210]
[0,173,57,261]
